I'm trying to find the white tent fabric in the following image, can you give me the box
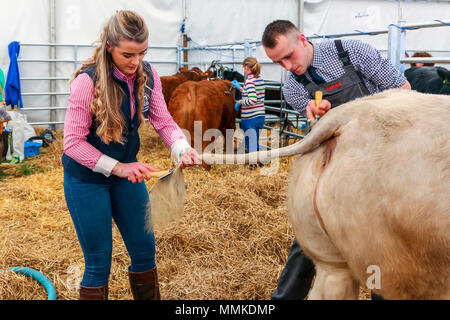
[1,0,449,125]
[304,0,450,54]
[2,0,50,121]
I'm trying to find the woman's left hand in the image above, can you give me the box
[180,148,201,169]
[231,80,241,90]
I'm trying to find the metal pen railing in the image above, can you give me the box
[18,43,178,127]
[184,19,450,146]
[13,19,450,141]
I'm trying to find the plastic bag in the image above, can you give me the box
[5,111,36,162]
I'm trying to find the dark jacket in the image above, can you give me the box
[62,62,154,184]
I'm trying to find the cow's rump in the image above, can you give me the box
[288,89,450,299]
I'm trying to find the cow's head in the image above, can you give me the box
[178,67,213,81]
[222,80,236,97]
[191,67,213,79]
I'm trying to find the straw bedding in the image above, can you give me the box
[0,125,370,300]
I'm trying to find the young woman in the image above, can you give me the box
[63,10,200,300]
[232,57,265,164]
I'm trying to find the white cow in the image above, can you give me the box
[202,89,450,299]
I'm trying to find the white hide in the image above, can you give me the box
[203,89,450,299]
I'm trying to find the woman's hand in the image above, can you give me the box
[112,162,160,184]
[231,80,241,90]
[179,148,201,169]
[306,99,331,121]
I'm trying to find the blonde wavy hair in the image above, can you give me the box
[243,57,262,78]
[71,10,149,145]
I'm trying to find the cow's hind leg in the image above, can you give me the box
[308,263,359,300]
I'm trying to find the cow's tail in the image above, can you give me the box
[201,106,350,165]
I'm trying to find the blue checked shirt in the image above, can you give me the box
[282,39,407,115]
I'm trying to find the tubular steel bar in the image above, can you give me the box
[306,20,450,40]
[401,57,450,64]
[21,107,68,111]
[22,92,69,96]
[18,59,77,63]
[18,42,179,127]
[263,125,305,140]
[307,28,388,40]
[21,77,71,81]
[21,43,177,50]
[21,43,95,47]
[29,121,65,126]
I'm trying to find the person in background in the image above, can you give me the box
[261,19,411,300]
[63,10,200,300]
[231,57,265,169]
[0,68,5,104]
[410,51,435,67]
[0,68,10,137]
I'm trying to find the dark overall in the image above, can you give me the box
[62,61,154,183]
[272,40,383,300]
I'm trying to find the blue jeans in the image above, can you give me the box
[64,171,156,287]
[241,116,265,153]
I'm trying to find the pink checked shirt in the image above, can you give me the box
[64,64,190,176]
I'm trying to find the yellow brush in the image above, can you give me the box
[309,91,323,129]
[128,169,173,182]
[315,90,323,113]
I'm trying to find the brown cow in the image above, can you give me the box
[168,80,237,170]
[202,89,450,299]
[160,67,213,105]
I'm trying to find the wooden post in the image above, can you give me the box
[183,34,188,69]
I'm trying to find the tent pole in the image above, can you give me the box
[48,0,56,130]
[298,0,304,32]
[182,0,188,69]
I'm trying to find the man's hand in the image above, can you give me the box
[306,99,332,121]
[112,162,160,184]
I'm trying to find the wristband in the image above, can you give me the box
[179,147,191,159]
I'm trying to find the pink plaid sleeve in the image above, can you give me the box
[63,73,103,170]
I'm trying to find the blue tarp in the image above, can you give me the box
[5,41,23,108]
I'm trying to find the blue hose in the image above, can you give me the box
[0,267,57,300]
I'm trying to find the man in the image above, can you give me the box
[261,20,411,300]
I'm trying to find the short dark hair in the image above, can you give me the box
[262,20,299,48]
[411,51,435,67]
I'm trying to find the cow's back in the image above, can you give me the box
[288,90,450,299]
[168,80,236,149]
[160,69,210,105]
